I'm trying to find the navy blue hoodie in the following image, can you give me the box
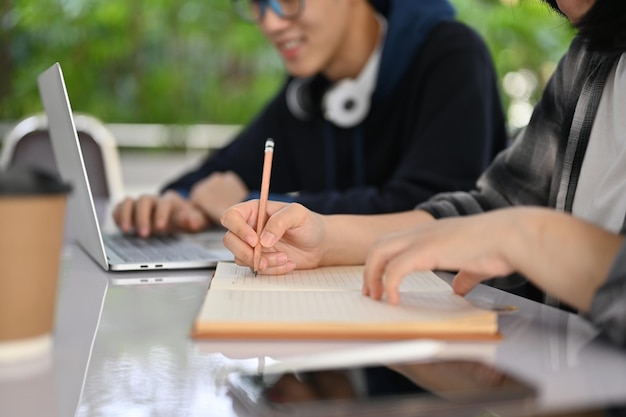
[163,0,507,214]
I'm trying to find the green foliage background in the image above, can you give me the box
[0,0,575,126]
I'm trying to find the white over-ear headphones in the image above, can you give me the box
[287,14,386,128]
[322,62,376,128]
[286,76,314,122]
[287,47,380,128]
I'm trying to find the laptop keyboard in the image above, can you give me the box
[104,234,212,263]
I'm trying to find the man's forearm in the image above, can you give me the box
[510,209,624,312]
[322,210,435,266]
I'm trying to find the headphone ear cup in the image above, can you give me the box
[287,74,372,128]
[286,77,315,121]
[322,79,371,128]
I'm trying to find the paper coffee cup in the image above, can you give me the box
[0,167,71,362]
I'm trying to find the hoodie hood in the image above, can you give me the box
[370,0,456,100]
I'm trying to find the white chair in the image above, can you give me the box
[0,113,124,202]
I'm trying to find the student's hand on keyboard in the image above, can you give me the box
[113,190,211,238]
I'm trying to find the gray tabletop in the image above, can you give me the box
[2,244,626,417]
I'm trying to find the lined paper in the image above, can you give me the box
[209,262,451,292]
[202,289,485,323]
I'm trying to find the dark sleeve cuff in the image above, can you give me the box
[246,192,296,203]
[166,188,189,198]
[586,239,626,347]
[415,190,487,219]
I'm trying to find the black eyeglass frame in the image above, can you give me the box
[232,0,305,23]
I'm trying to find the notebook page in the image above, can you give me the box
[199,289,485,323]
[210,262,451,292]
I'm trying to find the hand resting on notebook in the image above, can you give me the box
[221,200,623,313]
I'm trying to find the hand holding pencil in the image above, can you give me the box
[253,138,275,275]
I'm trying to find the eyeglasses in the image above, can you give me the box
[232,0,305,23]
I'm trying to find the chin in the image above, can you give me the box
[285,64,318,79]
[287,70,318,79]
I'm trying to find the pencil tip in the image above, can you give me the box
[254,271,258,277]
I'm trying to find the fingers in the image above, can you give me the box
[259,202,312,246]
[363,214,519,305]
[240,256,296,275]
[131,195,153,237]
[222,201,316,273]
[112,194,161,237]
[112,191,203,237]
[363,232,423,304]
[228,232,295,274]
[451,270,491,296]
[112,197,136,233]
[220,200,262,248]
[362,240,391,301]
[221,200,299,248]
[152,198,173,232]
[224,231,256,266]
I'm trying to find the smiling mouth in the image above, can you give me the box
[278,38,303,52]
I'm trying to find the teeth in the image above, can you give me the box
[282,39,301,50]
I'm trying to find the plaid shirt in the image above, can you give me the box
[591,242,626,348]
[417,34,622,217]
[417,35,626,345]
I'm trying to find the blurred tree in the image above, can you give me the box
[0,0,575,129]
[453,0,575,128]
[1,0,282,124]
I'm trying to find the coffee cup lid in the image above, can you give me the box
[0,167,72,196]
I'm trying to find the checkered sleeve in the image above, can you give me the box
[417,36,590,219]
[587,238,626,347]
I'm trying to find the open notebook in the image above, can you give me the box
[38,62,233,276]
[191,262,500,341]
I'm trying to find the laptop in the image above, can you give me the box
[38,62,233,273]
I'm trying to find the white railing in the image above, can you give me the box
[0,121,241,151]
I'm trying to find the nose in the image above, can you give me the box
[258,6,291,33]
